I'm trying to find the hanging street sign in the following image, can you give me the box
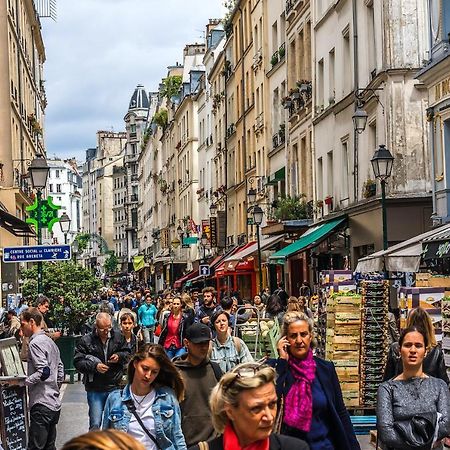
[171,238,181,249]
[199,264,210,277]
[3,245,71,263]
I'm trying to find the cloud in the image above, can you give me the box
[42,0,224,160]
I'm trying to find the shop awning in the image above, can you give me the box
[0,209,35,237]
[269,217,346,263]
[153,248,170,264]
[423,226,450,259]
[355,222,450,273]
[216,242,256,274]
[174,269,199,289]
[267,167,286,185]
[224,234,285,263]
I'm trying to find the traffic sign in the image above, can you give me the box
[3,245,71,263]
[199,264,210,277]
[171,238,181,249]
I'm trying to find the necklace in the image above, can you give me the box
[131,390,151,406]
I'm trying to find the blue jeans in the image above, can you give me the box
[141,326,154,344]
[87,390,116,430]
[165,346,186,360]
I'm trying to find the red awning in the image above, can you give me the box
[215,242,256,276]
[173,269,198,289]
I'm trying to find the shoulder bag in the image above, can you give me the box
[393,411,437,450]
[124,400,160,449]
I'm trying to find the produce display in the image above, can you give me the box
[236,318,280,359]
[360,280,389,407]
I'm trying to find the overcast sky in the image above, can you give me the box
[41,0,224,162]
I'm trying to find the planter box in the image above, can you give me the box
[56,335,81,383]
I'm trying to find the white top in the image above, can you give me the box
[128,389,157,450]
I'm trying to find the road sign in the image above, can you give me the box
[171,238,181,249]
[199,264,210,277]
[3,245,71,263]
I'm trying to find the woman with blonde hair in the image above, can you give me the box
[102,343,186,449]
[287,296,301,312]
[62,429,145,450]
[383,307,449,384]
[188,362,308,450]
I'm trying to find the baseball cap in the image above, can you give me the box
[185,323,212,343]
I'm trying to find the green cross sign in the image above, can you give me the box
[26,196,61,232]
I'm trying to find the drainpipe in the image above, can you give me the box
[428,110,437,217]
[352,0,359,202]
[224,56,229,245]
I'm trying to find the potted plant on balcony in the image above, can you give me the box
[279,123,286,141]
[273,195,308,221]
[363,179,377,198]
[289,87,300,100]
[282,96,292,109]
[271,51,279,66]
[324,195,333,207]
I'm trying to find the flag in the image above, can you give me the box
[133,255,145,271]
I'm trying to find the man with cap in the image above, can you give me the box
[173,323,223,447]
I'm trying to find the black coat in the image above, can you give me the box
[74,328,130,392]
[383,342,449,385]
[188,433,309,450]
[272,357,360,450]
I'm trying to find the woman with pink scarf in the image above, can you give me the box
[274,312,360,450]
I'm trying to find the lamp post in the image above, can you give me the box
[59,212,71,244]
[72,240,79,263]
[252,205,264,294]
[371,144,394,250]
[28,154,50,295]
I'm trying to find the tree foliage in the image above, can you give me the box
[152,108,168,129]
[273,195,309,221]
[160,76,182,101]
[104,252,119,275]
[74,232,91,252]
[21,262,101,334]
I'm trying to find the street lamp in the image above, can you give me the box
[59,212,71,244]
[252,205,264,294]
[352,107,368,134]
[247,187,257,204]
[209,203,217,215]
[72,239,79,263]
[371,144,394,250]
[29,154,50,294]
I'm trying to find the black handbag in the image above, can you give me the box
[393,411,437,450]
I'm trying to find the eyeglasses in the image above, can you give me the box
[223,362,268,391]
[97,326,112,332]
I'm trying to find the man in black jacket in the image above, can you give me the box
[74,312,130,429]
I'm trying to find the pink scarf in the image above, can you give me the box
[283,349,316,432]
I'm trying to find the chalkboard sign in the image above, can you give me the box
[0,339,24,377]
[0,384,28,450]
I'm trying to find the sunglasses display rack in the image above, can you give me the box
[325,292,362,407]
[360,280,389,407]
[441,296,450,377]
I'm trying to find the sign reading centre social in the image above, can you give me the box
[3,245,71,263]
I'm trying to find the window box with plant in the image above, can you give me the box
[363,179,377,198]
[289,87,300,100]
[279,43,286,59]
[282,96,292,109]
[273,195,310,221]
[271,50,279,67]
[324,195,333,206]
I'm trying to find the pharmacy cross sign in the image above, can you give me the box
[26,195,61,232]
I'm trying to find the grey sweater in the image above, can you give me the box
[377,376,450,449]
[26,330,64,411]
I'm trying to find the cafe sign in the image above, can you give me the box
[432,76,450,105]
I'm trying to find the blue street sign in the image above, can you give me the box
[3,245,71,263]
[199,264,210,277]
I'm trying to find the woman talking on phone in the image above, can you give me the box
[273,312,360,450]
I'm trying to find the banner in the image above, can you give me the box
[133,255,145,271]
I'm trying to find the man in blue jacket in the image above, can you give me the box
[137,295,158,343]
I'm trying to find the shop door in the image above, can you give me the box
[290,259,303,297]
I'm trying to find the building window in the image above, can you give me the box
[56,184,61,193]
[55,169,60,178]
[49,184,53,192]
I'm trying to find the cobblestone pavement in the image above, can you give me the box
[56,381,373,449]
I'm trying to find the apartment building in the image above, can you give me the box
[47,158,82,245]
[82,131,126,267]
[312,0,431,266]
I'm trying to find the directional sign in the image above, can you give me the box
[3,245,71,263]
[199,264,210,277]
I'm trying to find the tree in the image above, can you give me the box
[74,232,90,252]
[160,76,182,101]
[21,261,101,335]
[152,108,168,129]
[104,252,119,275]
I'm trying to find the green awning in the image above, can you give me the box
[267,167,285,185]
[269,217,346,263]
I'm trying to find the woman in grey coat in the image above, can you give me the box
[377,326,450,450]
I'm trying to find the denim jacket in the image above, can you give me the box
[102,384,186,450]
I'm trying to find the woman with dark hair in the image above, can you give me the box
[383,307,449,384]
[159,297,194,359]
[265,294,285,325]
[120,312,139,353]
[273,311,359,450]
[377,326,450,450]
[102,343,186,449]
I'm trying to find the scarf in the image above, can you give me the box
[223,423,270,450]
[283,349,316,432]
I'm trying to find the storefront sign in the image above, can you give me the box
[423,240,450,259]
[201,219,211,248]
[210,217,218,248]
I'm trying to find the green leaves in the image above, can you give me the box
[21,261,101,334]
[160,76,182,101]
[104,252,119,275]
[273,195,309,221]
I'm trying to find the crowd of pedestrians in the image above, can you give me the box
[7,277,450,450]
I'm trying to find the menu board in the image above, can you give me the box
[0,339,24,377]
[0,384,27,450]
